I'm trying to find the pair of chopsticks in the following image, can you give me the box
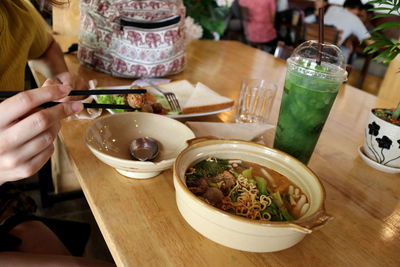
[0,89,147,110]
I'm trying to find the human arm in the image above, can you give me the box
[30,34,87,99]
[351,17,373,45]
[305,14,317,24]
[25,1,86,96]
[0,82,83,184]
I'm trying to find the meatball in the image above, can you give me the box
[151,102,164,114]
[126,94,145,109]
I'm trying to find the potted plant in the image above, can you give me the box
[362,0,400,169]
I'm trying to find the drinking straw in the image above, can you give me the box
[316,8,324,65]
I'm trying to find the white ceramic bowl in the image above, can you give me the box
[363,108,400,168]
[85,112,195,179]
[173,138,331,252]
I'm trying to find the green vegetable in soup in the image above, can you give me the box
[281,209,294,221]
[229,169,240,178]
[242,168,252,180]
[271,192,294,221]
[192,158,230,178]
[230,190,239,202]
[272,191,284,206]
[248,179,256,185]
[255,176,268,196]
[262,201,283,221]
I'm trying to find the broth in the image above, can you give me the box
[185,157,309,221]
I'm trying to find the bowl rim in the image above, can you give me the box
[173,138,328,230]
[84,112,196,165]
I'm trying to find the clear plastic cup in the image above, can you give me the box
[273,40,348,164]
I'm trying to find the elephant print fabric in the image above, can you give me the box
[78,0,186,78]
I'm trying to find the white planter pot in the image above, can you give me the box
[364,109,400,168]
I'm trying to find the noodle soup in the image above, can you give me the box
[185,157,309,221]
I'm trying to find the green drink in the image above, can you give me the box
[273,41,347,164]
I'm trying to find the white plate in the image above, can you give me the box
[358,146,400,174]
[94,85,233,119]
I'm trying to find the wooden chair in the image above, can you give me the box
[274,41,294,60]
[238,6,250,45]
[222,0,245,42]
[304,23,342,45]
[275,8,305,45]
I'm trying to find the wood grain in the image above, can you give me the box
[48,40,399,266]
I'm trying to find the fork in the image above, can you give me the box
[145,79,182,113]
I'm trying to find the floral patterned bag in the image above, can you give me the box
[78,0,186,78]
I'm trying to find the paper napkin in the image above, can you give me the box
[183,82,233,112]
[185,121,274,141]
[139,79,234,112]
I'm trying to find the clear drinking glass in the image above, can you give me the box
[235,79,277,124]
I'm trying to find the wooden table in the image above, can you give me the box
[52,40,399,266]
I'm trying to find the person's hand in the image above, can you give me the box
[54,72,87,101]
[0,84,83,184]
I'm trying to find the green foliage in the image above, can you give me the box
[183,0,230,39]
[364,0,400,63]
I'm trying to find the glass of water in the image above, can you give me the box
[235,78,277,124]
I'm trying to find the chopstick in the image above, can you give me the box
[0,89,147,98]
[71,89,147,96]
[0,100,137,110]
[44,102,137,110]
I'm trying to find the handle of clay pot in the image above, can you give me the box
[294,209,334,231]
[186,136,220,146]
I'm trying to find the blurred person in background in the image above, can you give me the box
[0,0,114,265]
[324,0,372,46]
[304,0,330,23]
[239,0,278,52]
[324,0,373,61]
[359,3,375,31]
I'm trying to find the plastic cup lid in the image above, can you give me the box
[288,40,348,81]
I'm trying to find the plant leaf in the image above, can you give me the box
[368,7,393,11]
[366,0,384,3]
[373,49,398,63]
[371,21,400,32]
[372,13,397,19]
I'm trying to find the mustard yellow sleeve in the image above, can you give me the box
[24,0,50,59]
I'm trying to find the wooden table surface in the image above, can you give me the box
[54,39,399,266]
